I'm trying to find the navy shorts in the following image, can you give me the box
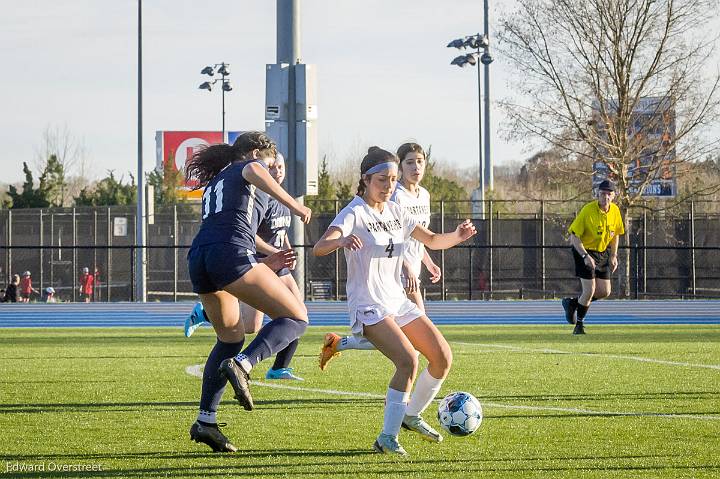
[572,248,611,280]
[188,243,258,294]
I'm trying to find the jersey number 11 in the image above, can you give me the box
[202,179,225,219]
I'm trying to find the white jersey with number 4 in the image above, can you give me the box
[390,184,431,277]
[330,196,420,332]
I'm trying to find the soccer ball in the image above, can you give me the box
[437,391,483,436]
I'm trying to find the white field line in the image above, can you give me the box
[184,365,720,421]
[454,342,720,371]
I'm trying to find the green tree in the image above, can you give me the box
[305,155,337,213]
[147,154,185,206]
[74,171,137,206]
[39,154,68,207]
[7,162,51,208]
[421,146,469,214]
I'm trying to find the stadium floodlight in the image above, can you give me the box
[451,54,477,67]
[447,25,494,217]
[217,64,230,76]
[199,62,232,138]
[447,38,466,49]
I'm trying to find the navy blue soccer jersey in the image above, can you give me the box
[191,160,270,252]
[257,197,292,249]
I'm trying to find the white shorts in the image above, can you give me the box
[350,299,424,336]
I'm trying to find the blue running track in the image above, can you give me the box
[0,300,718,327]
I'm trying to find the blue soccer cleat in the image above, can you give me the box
[184,302,209,338]
[265,367,304,381]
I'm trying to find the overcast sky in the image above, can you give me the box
[1,1,717,187]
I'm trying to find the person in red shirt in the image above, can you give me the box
[79,267,95,303]
[19,271,38,302]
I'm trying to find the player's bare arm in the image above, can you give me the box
[411,220,476,250]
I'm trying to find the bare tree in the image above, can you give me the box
[499,0,720,295]
[34,124,89,207]
[499,0,720,204]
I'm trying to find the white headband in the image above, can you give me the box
[363,162,398,175]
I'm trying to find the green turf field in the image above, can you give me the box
[1,325,719,478]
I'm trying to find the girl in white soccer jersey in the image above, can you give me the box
[313,147,476,456]
[320,143,441,365]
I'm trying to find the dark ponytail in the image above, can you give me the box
[185,144,236,189]
[185,131,278,189]
[356,146,398,196]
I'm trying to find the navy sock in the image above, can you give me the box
[199,339,245,414]
[271,338,299,370]
[577,304,589,322]
[241,318,308,367]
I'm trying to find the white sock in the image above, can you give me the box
[197,409,216,424]
[381,387,409,437]
[233,353,252,373]
[337,335,375,351]
[406,368,444,417]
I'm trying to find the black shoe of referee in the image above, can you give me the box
[572,320,586,335]
[219,358,254,411]
[190,421,237,452]
[562,298,577,325]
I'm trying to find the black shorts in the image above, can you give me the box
[572,248,611,280]
[188,244,259,294]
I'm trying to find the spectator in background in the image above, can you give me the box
[79,267,94,303]
[1,274,20,303]
[93,267,101,301]
[19,271,38,302]
[45,287,57,303]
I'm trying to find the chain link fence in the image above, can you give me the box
[1,200,718,302]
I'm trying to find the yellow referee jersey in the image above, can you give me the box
[568,200,625,252]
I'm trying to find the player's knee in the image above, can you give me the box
[395,352,419,379]
[595,289,611,299]
[429,348,453,376]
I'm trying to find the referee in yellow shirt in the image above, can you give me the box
[562,180,625,334]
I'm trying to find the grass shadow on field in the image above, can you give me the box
[0,397,382,414]
[2,448,375,462]
[490,411,720,419]
[0,401,197,414]
[482,390,720,401]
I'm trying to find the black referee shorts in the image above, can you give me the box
[572,248,611,280]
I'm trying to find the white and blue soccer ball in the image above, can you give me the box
[437,391,483,436]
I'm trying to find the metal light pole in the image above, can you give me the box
[277,0,306,298]
[199,63,233,140]
[136,0,147,302]
[448,32,490,218]
[481,0,494,191]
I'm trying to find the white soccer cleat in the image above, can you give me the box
[401,414,443,442]
[373,433,408,456]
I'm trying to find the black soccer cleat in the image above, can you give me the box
[190,421,237,452]
[219,358,254,410]
[562,298,577,325]
[573,321,586,335]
